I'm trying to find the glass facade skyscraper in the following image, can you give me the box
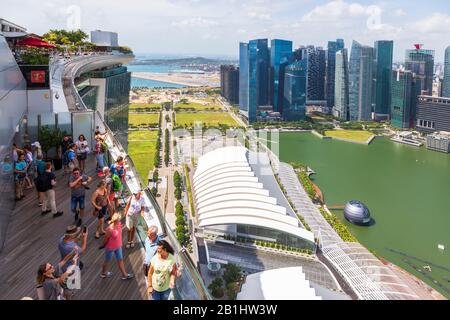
[391,70,421,128]
[303,46,326,101]
[327,39,345,110]
[373,41,393,119]
[270,39,293,113]
[333,49,349,120]
[220,65,239,105]
[239,42,249,116]
[283,59,307,121]
[405,48,435,95]
[443,46,450,98]
[349,41,374,121]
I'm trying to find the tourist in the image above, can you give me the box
[61,136,74,175]
[100,213,134,280]
[23,145,34,189]
[58,225,88,272]
[69,167,93,226]
[102,167,114,216]
[75,135,89,173]
[147,240,178,300]
[110,164,123,211]
[12,143,22,163]
[36,251,77,300]
[124,190,145,249]
[31,141,43,160]
[14,153,27,201]
[143,226,161,276]
[34,154,46,207]
[111,156,126,183]
[93,134,107,177]
[91,180,110,239]
[38,162,63,217]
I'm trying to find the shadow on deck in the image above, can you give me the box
[0,156,148,300]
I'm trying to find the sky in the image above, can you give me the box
[2,0,450,62]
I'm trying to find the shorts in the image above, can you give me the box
[97,206,108,220]
[108,192,116,202]
[151,289,171,301]
[105,248,123,262]
[77,153,87,161]
[71,196,85,212]
[126,214,139,229]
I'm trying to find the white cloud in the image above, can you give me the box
[394,8,406,17]
[302,0,382,22]
[409,13,450,34]
[248,12,271,20]
[172,17,219,27]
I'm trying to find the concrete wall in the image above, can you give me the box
[27,89,53,114]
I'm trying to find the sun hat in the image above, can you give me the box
[64,225,81,237]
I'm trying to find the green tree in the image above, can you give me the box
[223,264,241,285]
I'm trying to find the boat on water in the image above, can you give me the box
[391,131,423,147]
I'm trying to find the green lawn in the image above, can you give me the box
[129,113,160,127]
[175,112,240,127]
[129,103,161,111]
[128,141,157,180]
[174,102,223,111]
[324,130,374,142]
[128,130,158,141]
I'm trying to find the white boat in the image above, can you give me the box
[438,244,445,250]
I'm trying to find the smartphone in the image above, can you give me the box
[82,226,87,233]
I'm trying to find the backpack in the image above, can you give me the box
[112,174,122,192]
[101,141,108,154]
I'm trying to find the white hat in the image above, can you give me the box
[31,141,41,148]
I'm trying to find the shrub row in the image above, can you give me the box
[319,207,357,243]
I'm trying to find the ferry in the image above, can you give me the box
[390,132,423,147]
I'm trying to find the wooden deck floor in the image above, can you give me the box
[0,156,148,300]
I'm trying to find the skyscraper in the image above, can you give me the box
[220,65,239,105]
[327,39,345,110]
[302,46,326,101]
[405,47,435,95]
[270,39,293,113]
[443,46,450,97]
[333,49,349,120]
[239,42,249,116]
[283,59,307,121]
[349,41,374,121]
[390,69,422,129]
[373,40,393,120]
[247,39,270,122]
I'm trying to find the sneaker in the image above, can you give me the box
[126,242,131,249]
[41,210,51,216]
[53,211,64,218]
[121,273,134,280]
[100,272,113,278]
[38,202,43,207]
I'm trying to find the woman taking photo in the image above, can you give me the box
[100,213,134,280]
[147,240,178,300]
[75,134,89,173]
[91,180,110,239]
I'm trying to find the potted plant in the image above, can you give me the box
[38,125,66,170]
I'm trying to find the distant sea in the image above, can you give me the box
[128,64,186,89]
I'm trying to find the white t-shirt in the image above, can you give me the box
[127,196,145,216]
[76,140,89,154]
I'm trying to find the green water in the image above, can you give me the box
[279,132,450,298]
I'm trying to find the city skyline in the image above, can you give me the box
[2,0,450,62]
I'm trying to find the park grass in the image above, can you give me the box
[128,130,158,141]
[129,113,160,127]
[174,102,223,111]
[129,103,161,111]
[175,112,241,127]
[324,130,374,142]
[128,140,157,180]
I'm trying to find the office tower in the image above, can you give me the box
[390,69,422,129]
[333,49,349,120]
[270,39,293,113]
[405,47,435,95]
[302,46,326,101]
[91,30,119,47]
[239,42,249,115]
[443,46,450,97]
[416,96,450,133]
[373,40,393,120]
[349,41,374,121]
[248,39,270,122]
[283,59,307,121]
[326,39,345,110]
[220,65,239,105]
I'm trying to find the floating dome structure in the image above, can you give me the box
[344,200,371,225]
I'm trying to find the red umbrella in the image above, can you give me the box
[16,37,56,48]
